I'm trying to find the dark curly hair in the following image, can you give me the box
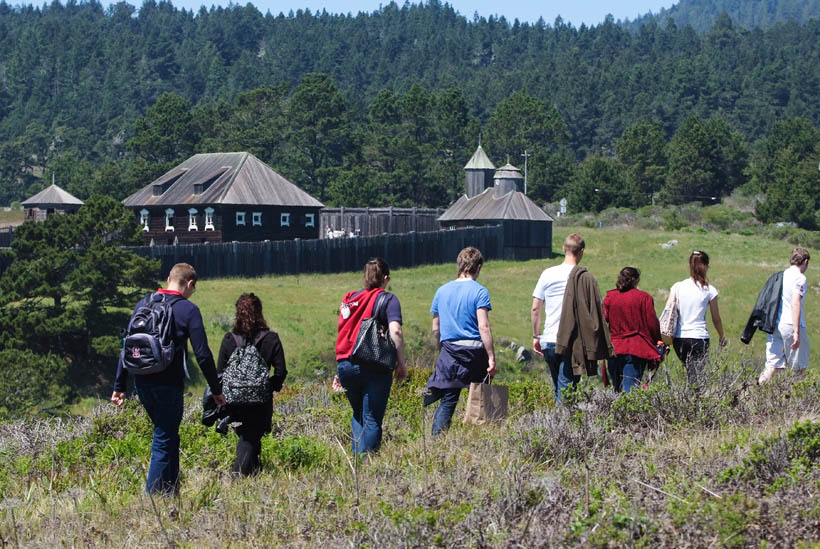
[232,293,269,338]
[616,267,640,291]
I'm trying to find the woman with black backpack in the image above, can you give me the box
[217,293,287,475]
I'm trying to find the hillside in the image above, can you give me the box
[625,0,820,32]
[2,0,820,210]
[2,226,819,545]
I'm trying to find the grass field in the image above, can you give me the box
[0,209,23,228]
[188,225,819,384]
[4,226,820,546]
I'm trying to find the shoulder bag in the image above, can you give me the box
[659,284,680,345]
[350,292,397,371]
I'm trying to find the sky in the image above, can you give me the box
[137,0,678,26]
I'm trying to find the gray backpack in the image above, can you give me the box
[222,331,271,405]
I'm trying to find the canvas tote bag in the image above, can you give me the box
[659,284,680,345]
[463,375,508,425]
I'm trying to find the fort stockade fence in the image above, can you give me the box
[126,224,551,280]
[0,224,551,280]
[319,207,443,238]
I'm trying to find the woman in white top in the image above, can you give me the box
[670,250,727,384]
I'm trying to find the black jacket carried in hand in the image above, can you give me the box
[741,271,783,344]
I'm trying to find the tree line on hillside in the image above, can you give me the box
[7,77,820,228]
[625,0,820,33]
[1,2,820,226]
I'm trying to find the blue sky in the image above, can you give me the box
[144,0,677,26]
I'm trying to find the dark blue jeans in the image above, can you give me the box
[607,354,646,393]
[337,360,393,455]
[541,342,580,405]
[135,383,184,495]
[426,387,462,436]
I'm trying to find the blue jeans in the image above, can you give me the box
[541,343,580,405]
[135,384,184,495]
[426,387,462,436]
[337,360,393,454]
[607,354,646,393]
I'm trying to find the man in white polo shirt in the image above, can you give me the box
[531,233,584,404]
[759,247,811,384]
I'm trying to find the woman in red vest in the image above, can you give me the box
[603,267,662,393]
[334,258,406,454]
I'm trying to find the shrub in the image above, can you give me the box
[0,350,71,418]
[262,435,334,471]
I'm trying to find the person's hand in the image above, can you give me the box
[110,391,126,407]
[394,363,407,382]
[486,356,497,377]
[532,337,543,356]
[212,393,227,406]
[331,375,344,393]
[791,336,800,350]
[718,336,728,347]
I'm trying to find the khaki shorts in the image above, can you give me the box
[765,324,810,371]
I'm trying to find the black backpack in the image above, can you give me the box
[222,332,271,405]
[121,293,181,375]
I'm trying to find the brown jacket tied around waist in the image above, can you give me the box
[555,265,614,376]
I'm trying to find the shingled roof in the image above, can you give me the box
[438,187,553,222]
[123,152,324,208]
[21,184,83,207]
[463,145,496,170]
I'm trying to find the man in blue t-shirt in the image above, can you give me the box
[424,247,496,435]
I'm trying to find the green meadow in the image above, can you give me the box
[3,226,820,546]
[191,226,818,383]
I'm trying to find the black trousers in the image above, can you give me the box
[230,400,272,476]
[672,337,709,385]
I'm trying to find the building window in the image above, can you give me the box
[204,207,215,231]
[188,208,198,231]
[165,208,175,232]
[252,212,262,227]
[236,211,246,226]
[280,213,290,227]
[305,213,315,228]
[139,209,150,232]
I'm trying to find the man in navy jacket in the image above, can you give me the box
[111,263,225,494]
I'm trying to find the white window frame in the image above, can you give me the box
[204,207,215,231]
[188,208,198,231]
[305,213,315,228]
[165,208,175,232]
[139,209,150,232]
[280,212,290,227]
[252,211,262,227]
[235,211,246,226]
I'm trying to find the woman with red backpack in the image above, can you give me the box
[334,258,407,455]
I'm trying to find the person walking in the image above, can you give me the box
[217,293,287,475]
[424,247,496,435]
[759,248,811,384]
[603,267,662,393]
[669,251,726,385]
[335,258,406,455]
[111,263,226,495]
[530,233,584,404]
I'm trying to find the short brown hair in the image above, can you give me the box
[363,257,390,290]
[563,233,585,257]
[457,247,483,276]
[790,248,810,266]
[168,263,197,286]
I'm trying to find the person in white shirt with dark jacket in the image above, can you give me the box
[759,248,811,384]
[670,251,726,385]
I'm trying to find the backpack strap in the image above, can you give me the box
[252,330,270,346]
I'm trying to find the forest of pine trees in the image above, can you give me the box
[0,0,819,226]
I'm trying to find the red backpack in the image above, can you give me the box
[335,288,383,361]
